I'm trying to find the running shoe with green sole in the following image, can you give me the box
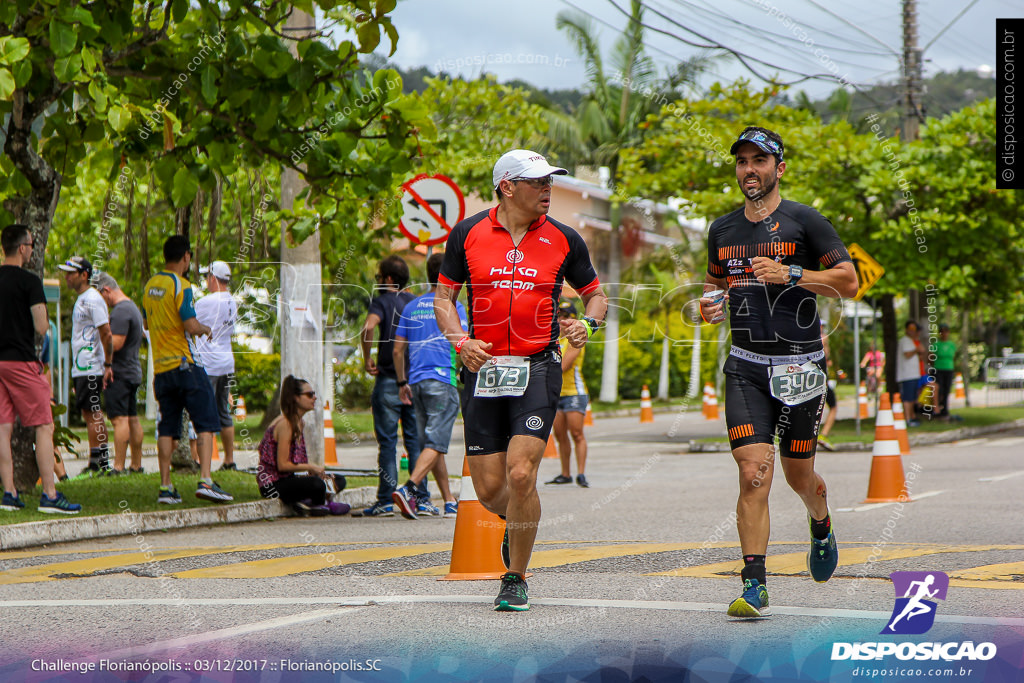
[727,579,771,618]
[494,573,529,611]
[808,529,838,583]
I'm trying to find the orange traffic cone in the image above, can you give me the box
[858,382,870,419]
[954,373,966,399]
[543,433,558,459]
[440,457,507,581]
[324,400,337,465]
[703,383,719,420]
[639,385,654,423]
[891,392,911,456]
[862,392,911,503]
[584,404,594,426]
[234,396,247,421]
[211,434,220,462]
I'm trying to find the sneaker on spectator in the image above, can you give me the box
[0,491,25,511]
[545,474,572,485]
[38,492,82,515]
[158,487,181,505]
[354,501,394,517]
[195,480,233,503]
[575,474,590,488]
[308,504,330,517]
[443,501,458,518]
[128,467,145,475]
[391,484,418,520]
[326,501,351,516]
[417,501,441,517]
[219,462,237,471]
[292,500,313,516]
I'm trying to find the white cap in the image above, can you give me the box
[200,260,231,281]
[492,149,567,189]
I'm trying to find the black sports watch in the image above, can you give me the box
[581,315,601,331]
[787,265,803,287]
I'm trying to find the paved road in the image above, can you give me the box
[3,413,1023,682]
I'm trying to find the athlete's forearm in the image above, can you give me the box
[434,285,467,345]
[580,286,608,324]
[795,262,858,299]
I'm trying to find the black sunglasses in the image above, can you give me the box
[299,390,316,398]
[512,176,554,188]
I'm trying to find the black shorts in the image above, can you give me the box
[105,379,140,418]
[459,350,561,456]
[154,364,221,438]
[723,354,827,459]
[208,373,235,429]
[73,375,104,415]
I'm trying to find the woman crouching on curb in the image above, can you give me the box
[257,375,349,516]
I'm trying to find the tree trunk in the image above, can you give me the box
[171,409,199,472]
[960,307,971,407]
[3,88,64,491]
[207,173,222,258]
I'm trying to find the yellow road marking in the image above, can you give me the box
[171,543,452,579]
[950,561,1024,582]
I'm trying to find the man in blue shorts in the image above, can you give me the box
[700,127,858,618]
[391,253,467,520]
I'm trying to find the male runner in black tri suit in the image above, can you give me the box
[435,149,607,612]
[699,127,859,618]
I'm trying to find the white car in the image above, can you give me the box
[996,354,1024,389]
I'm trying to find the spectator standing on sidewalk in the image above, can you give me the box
[142,236,232,505]
[546,299,591,487]
[896,321,926,426]
[194,260,239,471]
[58,256,112,473]
[94,273,145,474]
[0,224,81,513]
[934,324,957,419]
[357,255,421,517]
[391,253,466,519]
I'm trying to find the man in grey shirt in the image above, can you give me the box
[95,273,145,474]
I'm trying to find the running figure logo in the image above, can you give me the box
[882,571,949,635]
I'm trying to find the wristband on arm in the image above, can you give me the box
[454,335,470,353]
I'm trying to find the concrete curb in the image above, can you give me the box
[0,481,453,551]
[686,418,1024,453]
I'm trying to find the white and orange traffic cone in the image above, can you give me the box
[584,404,594,426]
[862,392,911,503]
[954,373,966,400]
[858,382,870,419]
[440,457,507,581]
[639,385,654,423]
[234,395,247,421]
[703,382,719,421]
[324,400,337,465]
[891,392,911,456]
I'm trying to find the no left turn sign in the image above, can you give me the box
[398,174,466,246]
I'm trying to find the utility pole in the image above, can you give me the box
[280,8,325,465]
[902,0,923,143]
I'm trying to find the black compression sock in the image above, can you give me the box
[741,554,767,586]
[810,514,832,541]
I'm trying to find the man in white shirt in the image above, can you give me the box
[195,261,238,470]
[896,320,926,427]
[58,256,112,473]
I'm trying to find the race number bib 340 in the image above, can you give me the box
[474,356,530,397]
[768,361,827,406]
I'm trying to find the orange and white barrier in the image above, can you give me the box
[954,373,966,400]
[234,395,247,421]
[441,457,507,581]
[862,392,911,503]
[858,382,870,419]
[891,392,911,456]
[324,400,337,465]
[639,385,654,423]
[702,382,719,421]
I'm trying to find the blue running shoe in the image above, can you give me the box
[727,579,771,618]
[38,492,82,515]
[417,501,441,517]
[354,502,394,517]
[808,529,839,583]
[391,485,418,520]
[0,491,25,511]
[443,502,458,518]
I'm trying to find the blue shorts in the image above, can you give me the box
[899,379,920,403]
[154,364,221,437]
[410,379,461,454]
[557,394,589,414]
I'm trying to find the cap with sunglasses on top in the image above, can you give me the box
[492,149,568,189]
[730,130,784,161]
[199,260,231,281]
[57,255,93,276]
[557,298,578,317]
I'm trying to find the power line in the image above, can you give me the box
[799,0,900,56]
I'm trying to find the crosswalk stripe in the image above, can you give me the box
[170,543,451,579]
[650,544,1024,578]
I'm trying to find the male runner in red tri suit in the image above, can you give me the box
[435,149,608,611]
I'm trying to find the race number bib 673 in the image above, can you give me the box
[768,361,827,406]
[474,356,530,397]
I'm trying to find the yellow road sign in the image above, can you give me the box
[848,243,885,301]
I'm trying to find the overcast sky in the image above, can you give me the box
[381,0,1010,100]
